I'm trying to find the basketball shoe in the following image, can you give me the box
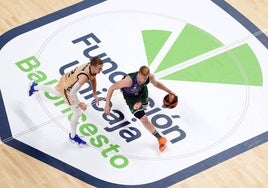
[69,133,87,146]
[28,81,38,96]
[158,136,167,152]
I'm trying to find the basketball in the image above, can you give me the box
[163,94,178,109]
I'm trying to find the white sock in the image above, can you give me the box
[70,106,82,138]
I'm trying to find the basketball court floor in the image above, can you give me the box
[0,0,268,187]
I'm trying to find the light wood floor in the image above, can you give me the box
[0,0,267,187]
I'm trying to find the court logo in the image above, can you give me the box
[14,10,262,169]
[1,0,267,187]
[14,29,188,168]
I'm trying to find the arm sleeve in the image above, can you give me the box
[70,81,82,106]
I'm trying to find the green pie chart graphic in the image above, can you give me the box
[142,24,263,86]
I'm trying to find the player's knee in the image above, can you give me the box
[72,106,82,116]
[134,110,145,119]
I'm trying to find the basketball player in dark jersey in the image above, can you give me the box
[104,66,177,152]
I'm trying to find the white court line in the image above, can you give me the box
[1,97,109,144]
[1,114,66,144]
[149,27,184,73]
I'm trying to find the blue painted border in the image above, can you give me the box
[5,131,268,188]
[0,91,12,140]
[0,0,267,187]
[0,0,107,50]
[212,0,268,48]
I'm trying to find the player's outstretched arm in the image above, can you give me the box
[149,74,176,96]
[104,76,132,115]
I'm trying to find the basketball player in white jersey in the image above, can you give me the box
[28,56,104,146]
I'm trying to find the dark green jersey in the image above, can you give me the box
[121,72,150,96]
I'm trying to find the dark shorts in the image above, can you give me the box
[122,86,149,115]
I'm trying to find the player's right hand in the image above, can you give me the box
[79,102,87,111]
[104,102,111,115]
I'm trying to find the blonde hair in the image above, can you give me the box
[138,66,150,76]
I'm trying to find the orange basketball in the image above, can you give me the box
[163,94,178,109]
